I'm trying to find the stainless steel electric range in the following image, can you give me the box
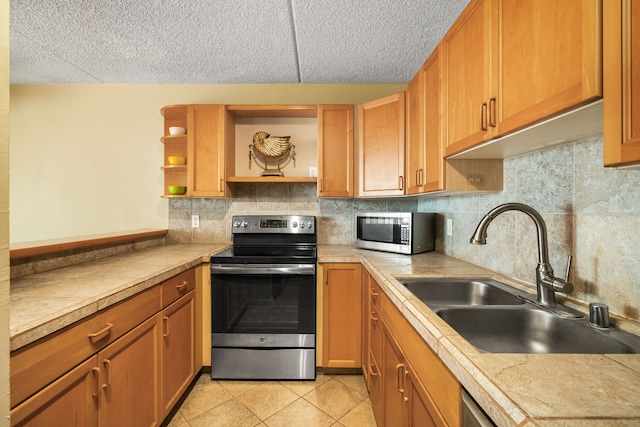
[210,215,317,380]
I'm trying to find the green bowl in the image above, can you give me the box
[168,186,187,195]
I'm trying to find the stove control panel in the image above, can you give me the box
[232,215,316,234]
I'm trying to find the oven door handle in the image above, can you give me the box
[210,264,316,275]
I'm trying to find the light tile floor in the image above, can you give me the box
[167,372,377,427]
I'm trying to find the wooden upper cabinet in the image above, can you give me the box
[406,46,445,195]
[604,0,640,167]
[405,70,425,195]
[495,0,602,136]
[422,46,445,193]
[444,0,602,157]
[359,93,406,197]
[187,105,233,197]
[317,105,354,197]
[442,0,491,157]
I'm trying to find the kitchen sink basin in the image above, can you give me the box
[400,276,640,354]
[401,278,526,307]
[436,306,640,354]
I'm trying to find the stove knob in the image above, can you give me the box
[306,221,313,229]
[233,220,241,228]
[241,221,248,228]
[300,222,305,228]
[292,221,298,228]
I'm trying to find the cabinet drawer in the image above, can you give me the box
[10,285,161,408]
[369,279,382,310]
[161,268,196,309]
[369,304,383,368]
[10,356,99,427]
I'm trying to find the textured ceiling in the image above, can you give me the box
[10,0,469,85]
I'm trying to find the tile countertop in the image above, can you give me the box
[318,245,640,427]
[9,243,229,352]
[9,243,640,426]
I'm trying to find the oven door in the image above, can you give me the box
[210,263,316,348]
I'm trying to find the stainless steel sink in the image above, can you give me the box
[401,278,526,307]
[400,277,640,354]
[436,307,640,354]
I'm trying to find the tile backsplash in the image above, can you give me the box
[168,135,640,321]
[419,135,640,321]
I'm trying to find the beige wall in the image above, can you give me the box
[9,83,405,244]
[1,0,10,422]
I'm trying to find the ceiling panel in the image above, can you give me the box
[9,0,469,84]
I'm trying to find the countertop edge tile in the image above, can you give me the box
[438,336,528,427]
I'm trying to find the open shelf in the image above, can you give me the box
[226,176,317,183]
[227,105,317,118]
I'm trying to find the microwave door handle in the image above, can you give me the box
[210,264,315,275]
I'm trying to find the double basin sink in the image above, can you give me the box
[400,277,640,354]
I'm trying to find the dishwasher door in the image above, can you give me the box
[461,389,495,427]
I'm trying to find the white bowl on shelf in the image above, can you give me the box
[168,126,186,135]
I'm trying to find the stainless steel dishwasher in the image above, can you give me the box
[461,389,495,427]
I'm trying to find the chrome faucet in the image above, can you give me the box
[470,203,573,308]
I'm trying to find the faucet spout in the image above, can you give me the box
[470,203,572,308]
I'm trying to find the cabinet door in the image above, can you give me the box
[604,0,640,166]
[367,349,384,426]
[99,315,161,427]
[187,105,229,197]
[406,369,440,427]
[442,0,492,157]
[322,263,362,368]
[161,291,196,418]
[318,105,354,197]
[361,268,371,386]
[423,46,445,193]
[405,70,425,195]
[358,93,406,196]
[383,327,408,427]
[495,0,602,137]
[10,357,99,427]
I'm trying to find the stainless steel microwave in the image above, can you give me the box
[355,212,436,255]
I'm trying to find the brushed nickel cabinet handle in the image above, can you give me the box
[399,176,404,191]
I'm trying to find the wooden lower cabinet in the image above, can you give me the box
[10,268,200,427]
[405,365,440,427]
[363,272,461,427]
[11,357,99,427]
[99,315,161,427]
[383,328,407,426]
[322,263,362,368]
[361,268,371,386]
[161,291,196,418]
